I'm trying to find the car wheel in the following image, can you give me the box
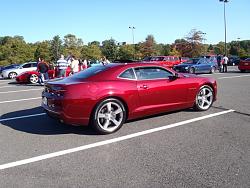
[189,67,195,74]
[210,67,216,74]
[240,70,246,73]
[194,85,214,111]
[92,98,126,134]
[29,74,39,84]
[8,72,17,79]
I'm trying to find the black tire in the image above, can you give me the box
[189,67,195,74]
[210,67,216,74]
[240,70,246,73]
[8,72,17,79]
[91,98,126,134]
[29,74,39,84]
[194,85,214,111]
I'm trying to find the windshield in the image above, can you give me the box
[71,65,108,79]
[185,58,200,64]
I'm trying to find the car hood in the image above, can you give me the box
[2,67,19,72]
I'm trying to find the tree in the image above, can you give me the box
[63,34,83,57]
[117,45,134,60]
[34,41,51,61]
[101,38,118,60]
[81,44,102,60]
[50,35,63,62]
[141,35,157,57]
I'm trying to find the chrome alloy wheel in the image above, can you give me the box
[29,74,39,83]
[8,72,17,79]
[97,101,124,133]
[196,86,213,110]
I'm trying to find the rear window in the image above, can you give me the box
[71,65,108,79]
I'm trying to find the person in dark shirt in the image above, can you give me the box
[37,58,49,84]
[217,55,222,72]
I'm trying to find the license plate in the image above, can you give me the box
[42,97,47,105]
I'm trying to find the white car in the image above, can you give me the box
[1,62,38,79]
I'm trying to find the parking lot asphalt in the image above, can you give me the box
[0,66,250,188]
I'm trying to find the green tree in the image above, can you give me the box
[50,35,63,62]
[34,41,52,61]
[141,35,157,57]
[117,44,134,60]
[63,34,83,57]
[101,38,118,60]
[81,44,102,60]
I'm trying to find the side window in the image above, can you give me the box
[22,63,32,68]
[32,63,37,67]
[134,67,173,80]
[119,68,136,80]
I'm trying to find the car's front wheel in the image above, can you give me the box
[92,98,126,134]
[189,67,195,74]
[194,85,214,111]
[29,74,39,84]
[8,72,17,79]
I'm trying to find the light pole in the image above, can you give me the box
[202,32,207,55]
[129,26,136,59]
[219,0,229,56]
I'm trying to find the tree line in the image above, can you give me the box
[0,29,249,66]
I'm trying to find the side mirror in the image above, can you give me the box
[169,73,179,81]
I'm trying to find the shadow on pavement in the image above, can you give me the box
[0,106,98,135]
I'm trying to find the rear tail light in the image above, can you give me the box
[45,85,66,97]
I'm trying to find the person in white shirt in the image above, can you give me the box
[222,54,229,73]
[57,55,69,77]
[70,55,79,74]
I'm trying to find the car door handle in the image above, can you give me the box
[139,85,148,89]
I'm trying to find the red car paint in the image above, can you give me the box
[16,67,72,83]
[238,58,250,72]
[144,56,181,68]
[41,63,217,132]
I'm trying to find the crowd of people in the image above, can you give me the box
[36,55,110,85]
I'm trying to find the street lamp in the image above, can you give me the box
[129,26,136,59]
[219,0,229,56]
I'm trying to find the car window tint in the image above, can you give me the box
[22,64,32,68]
[71,65,108,79]
[135,67,173,80]
[119,68,136,79]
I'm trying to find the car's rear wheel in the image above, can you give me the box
[92,98,126,134]
[29,74,39,84]
[194,85,214,111]
[8,72,17,79]
[210,67,216,74]
[189,67,195,74]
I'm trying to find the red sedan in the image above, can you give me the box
[16,67,72,84]
[42,63,217,134]
[144,56,181,68]
[238,58,250,72]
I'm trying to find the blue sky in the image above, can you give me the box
[1,0,249,44]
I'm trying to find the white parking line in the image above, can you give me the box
[0,113,46,122]
[218,75,250,79]
[0,85,17,89]
[0,88,43,94]
[0,97,41,104]
[0,109,234,170]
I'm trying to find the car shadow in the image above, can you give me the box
[0,107,98,135]
[8,81,43,87]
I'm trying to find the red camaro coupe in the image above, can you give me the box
[42,63,217,134]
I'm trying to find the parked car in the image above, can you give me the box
[143,56,181,68]
[173,58,217,74]
[1,62,37,79]
[180,57,190,63]
[0,64,20,74]
[238,58,250,72]
[16,66,72,84]
[42,62,217,134]
[228,56,240,66]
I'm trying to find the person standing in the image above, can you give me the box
[37,58,49,85]
[217,55,222,72]
[70,55,79,74]
[222,54,229,73]
[56,55,68,77]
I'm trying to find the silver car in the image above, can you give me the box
[1,62,38,79]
